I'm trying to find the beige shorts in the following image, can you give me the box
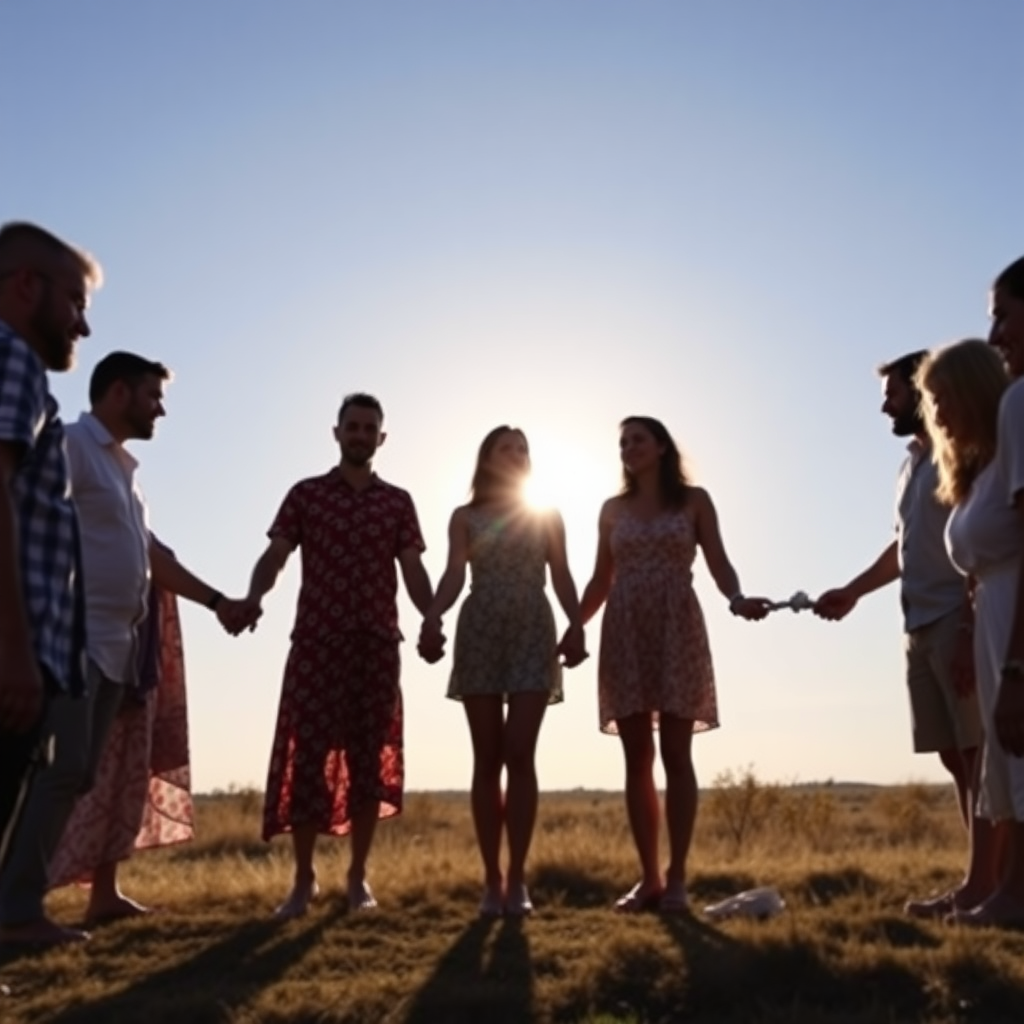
[904,610,983,753]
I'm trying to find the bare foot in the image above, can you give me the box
[346,878,378,911]
[273,878,320,921]
[84,893,152,928]
[0,917,90,948]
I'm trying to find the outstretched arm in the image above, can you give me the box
[546,511,587,667]
[579,500,616,625]
[230,535,295,635]
[813,540,899,621]
[150,538,261,634]
[693,487,770,621]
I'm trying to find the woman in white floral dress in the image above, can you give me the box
[919,256,1024,927]
[419,427,586,917]
[579,416,770,914]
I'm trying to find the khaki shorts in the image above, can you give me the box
[904,610,983,753]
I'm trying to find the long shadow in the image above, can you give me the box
[530,863,612,910]
[44,906,346,1024]
[402,915,533,1024]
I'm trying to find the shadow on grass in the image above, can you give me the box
[798,867,880,905]
[43,907,345,1024]
[401,916,533,1024]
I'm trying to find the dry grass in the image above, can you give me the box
[3,777,1024,1023]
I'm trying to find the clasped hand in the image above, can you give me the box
[557,624,588,668]
[217,596,263,636]
[417,617,447,664]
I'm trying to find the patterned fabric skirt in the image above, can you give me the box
[262,633,403,840]
[598,582,718,735]
[49,589,194,888]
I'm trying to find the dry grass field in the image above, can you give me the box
[4,773,1024,1024]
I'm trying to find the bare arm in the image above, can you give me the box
[693,488,771,620]
[692,488,741,599]
[814,540,899,621]
[150,538,262,634]
[421,509,470,628]
[399,546,434,617]
[579,499,616,625]
[546,510,582,628]
[0,441,44,731]
[150,539,222,607]
[246,536,294,604]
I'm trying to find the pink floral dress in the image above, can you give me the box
[598,507,718,734]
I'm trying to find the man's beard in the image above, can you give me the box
[125,412,155,441]
[30,290,73,371]
[342,448,372,467]
[890,410,923,437]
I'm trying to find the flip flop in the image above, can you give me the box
[505,883,534,917]
[614,883,663,914]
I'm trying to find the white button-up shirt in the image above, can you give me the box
[895,438,965,632]
[66,412,151,683]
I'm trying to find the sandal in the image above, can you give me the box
[614,883,663,914]
[659,885,690,915]
[505,883,534,917]
[478,887,504,918]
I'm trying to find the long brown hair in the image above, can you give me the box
[916,340,1008,505]
[469,426,530,506]
[619,416,692,509]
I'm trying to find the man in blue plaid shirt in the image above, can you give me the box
[0,221,101,948]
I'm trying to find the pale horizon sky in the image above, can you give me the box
[3,0,1022,794]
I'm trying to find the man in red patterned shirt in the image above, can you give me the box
[241,393,437,917]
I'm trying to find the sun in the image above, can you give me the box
[521,428,615,538]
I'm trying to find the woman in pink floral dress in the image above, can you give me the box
[580,416,770,913]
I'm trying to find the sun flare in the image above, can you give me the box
[521,429,614,536]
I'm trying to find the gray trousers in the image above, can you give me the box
[0,662,123,925]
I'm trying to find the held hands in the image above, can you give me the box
[217,596,263,636]
[813,587,858,622]
[729,596,773,621]
[556,623,589,668]
[418,616,447,664]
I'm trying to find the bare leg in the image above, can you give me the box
[463,697,505,909]
[907,746,996,916]
[346,802,380,909]
[955,820,1024,926]
[84,861,150,925]
[955,747,999,907]
[274,824,318,920]
[616,714,660,908]
[939,746,973,830]
[659,715,696,907]
[503,693,548,913]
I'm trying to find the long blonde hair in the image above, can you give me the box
[916,339,1009,505]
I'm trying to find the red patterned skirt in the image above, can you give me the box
[262,633,403,840]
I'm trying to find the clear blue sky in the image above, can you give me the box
[3,0,1022,792]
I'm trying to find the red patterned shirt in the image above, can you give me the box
[269,469,425,643]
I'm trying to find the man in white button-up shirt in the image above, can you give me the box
[0,351,256,944]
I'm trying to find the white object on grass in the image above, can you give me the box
[703,886,786,921]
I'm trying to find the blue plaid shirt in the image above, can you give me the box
[0,320,85,694]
